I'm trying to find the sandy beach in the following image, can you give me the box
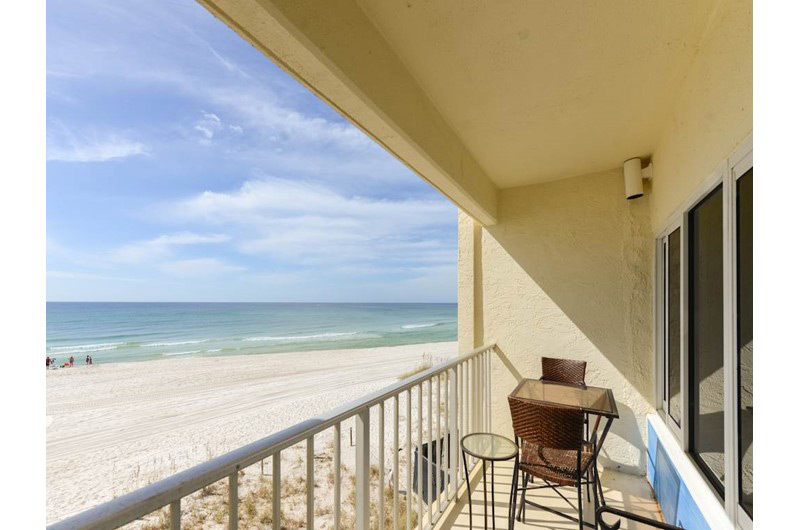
[46,341,458,525]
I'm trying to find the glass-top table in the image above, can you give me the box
[509,378,619,418]
[462,432,519,461]
[460,433,519,530]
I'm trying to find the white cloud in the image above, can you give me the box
[160,258,245,277]
[192,110,242,143]
[167,178,456,271]
[47,134,147,162]
[46,270,145,282]
[208,87,372,151]
[110,232,230,263]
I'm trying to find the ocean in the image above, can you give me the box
[46,302,457,364]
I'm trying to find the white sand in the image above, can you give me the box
[46,342,457,524]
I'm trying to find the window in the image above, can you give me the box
[654,136,752,527]
[688,184,725,496]
[666,228,681,426]
[737,169,753,520]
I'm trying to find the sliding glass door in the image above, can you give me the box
[688,184,725,496]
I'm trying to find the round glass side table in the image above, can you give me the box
[461,433,519,530]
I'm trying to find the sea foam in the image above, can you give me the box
[143,339,209,347]
[243,332,359,342]
[401,323,438,329]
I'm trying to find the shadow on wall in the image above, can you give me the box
[602,402,648,474]
[484,169,654,401]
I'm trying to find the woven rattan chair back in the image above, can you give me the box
[541,357,587,385]
[508,395,584,451]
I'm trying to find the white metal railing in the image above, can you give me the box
[48,344,496,530]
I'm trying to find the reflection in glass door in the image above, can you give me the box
[666,228,681,426]
[689,184,725,496]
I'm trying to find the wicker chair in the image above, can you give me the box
[508,395,597,529]
[541,356,591,444]
[541,356,587,385]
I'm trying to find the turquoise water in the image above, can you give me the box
[46,302,457,364]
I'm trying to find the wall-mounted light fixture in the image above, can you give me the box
[623,157,653,200]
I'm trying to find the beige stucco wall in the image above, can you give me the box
[459,169,655,474]
[650,0,752,231]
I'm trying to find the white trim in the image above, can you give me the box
[649,414,734,530]
[729,132,754,172]
[723,150,736,518]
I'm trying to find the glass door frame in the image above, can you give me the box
[727,141,753,530]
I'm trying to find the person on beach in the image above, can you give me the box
[69,355,74,367]
[88,355,93,365]
[46,356,51,368]
[86,355,90,365]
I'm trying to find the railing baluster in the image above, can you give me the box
[448,367,458,499]
[379,401,385,530]
[471,357,477,445]
[479,353,484,431]
[466,359,472,467]
[272,452,281,529]
[437,372,450,498]
[435,374,442,518]
[486,351,491,433]
[459,362,465,479]
[334,422,341,530]
[393,394,399,530]
[427,378,433,527]
[406,390,412,530]
[477,355,483,433]
[170,499,180,530]
[228,471,238,530]
[417,385,423,528]
[307,436,314,529]
[356,408,370,530]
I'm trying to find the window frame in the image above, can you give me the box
[655,220,683,441]
[729,145,753,530]
[654,133,753,529]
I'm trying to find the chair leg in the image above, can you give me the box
[592,463,600,530]
[585,469,591,504]
[516,473,529,522]
[509,457,519,530]
[577,476,583,529]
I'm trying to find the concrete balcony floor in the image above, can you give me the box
[441,460,664,530]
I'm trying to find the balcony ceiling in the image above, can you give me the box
[355,0,718,188]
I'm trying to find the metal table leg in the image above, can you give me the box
[463,449,472,529]
[491,461,496,529]
[482,459,488,530]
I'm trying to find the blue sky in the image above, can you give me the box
[46,0,457,303]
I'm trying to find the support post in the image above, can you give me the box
[228,472,238,530]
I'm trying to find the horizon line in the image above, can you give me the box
[46,300,457,304]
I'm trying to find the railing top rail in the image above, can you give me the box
[48,343,495,530]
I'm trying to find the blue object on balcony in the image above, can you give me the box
[647,418,712,530]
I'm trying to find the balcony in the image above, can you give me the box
[49,345,668,530]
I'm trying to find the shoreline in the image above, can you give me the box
[45,337,457,369]
[46,340,458,524]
